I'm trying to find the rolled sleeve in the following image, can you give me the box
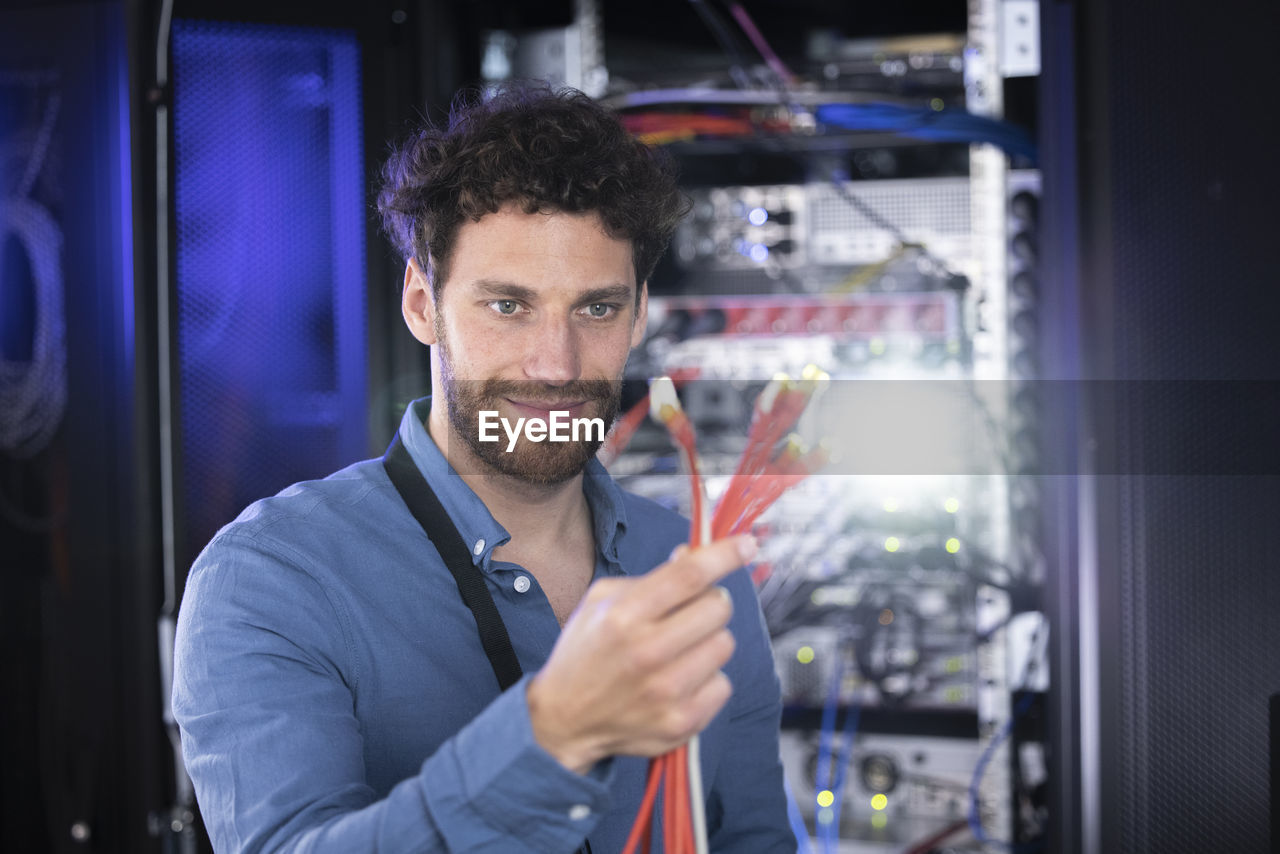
[173,531,606,853]
[425,677,614,852]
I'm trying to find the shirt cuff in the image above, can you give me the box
[444,674,616,851]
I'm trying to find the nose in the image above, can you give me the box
[521,315,580,385]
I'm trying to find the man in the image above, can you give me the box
[172,83,792,853]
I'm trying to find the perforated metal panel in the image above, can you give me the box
[1078,0,1280,850]
[171,20,367,563]
[808,177,972,265]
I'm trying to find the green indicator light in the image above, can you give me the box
[871,793,888,811]
[945,537,960,554]
[944,497,960,513]
[816,790,835,808]
[884,536,900,553]
[869,337,887,356]
[796,646,815,664]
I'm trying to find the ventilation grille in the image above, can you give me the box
[171,20,367,563]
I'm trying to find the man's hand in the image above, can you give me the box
[526,535,757,774]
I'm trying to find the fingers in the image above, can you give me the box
[528,536,753,768]
[653,627,735,702]
[683,669,733,733]
[633,535,756,619]
[650,668,734,750]
[627,585,733,672]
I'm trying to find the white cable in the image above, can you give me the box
[0,195,66,458]
[688,733,709,854]
[1,84,66,459]
[16,92,60,199]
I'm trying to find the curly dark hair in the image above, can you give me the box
[377,82,689,300]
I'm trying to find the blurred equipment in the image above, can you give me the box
[546,2,1050,851]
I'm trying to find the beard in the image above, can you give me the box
[436,335,622,485]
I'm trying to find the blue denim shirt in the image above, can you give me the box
[172,398,792,853]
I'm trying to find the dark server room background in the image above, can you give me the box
[1,0,1277,852]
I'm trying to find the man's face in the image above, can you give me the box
[403,203,646,484]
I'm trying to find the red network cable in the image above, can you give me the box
[598,368,700,467]
[713,366,828,538]
[621,369,828,853]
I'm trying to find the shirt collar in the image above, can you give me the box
[396,397,629,570]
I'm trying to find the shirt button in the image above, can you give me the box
[514,575,531,593]
[568,804,591,821]
[472,538,485,556]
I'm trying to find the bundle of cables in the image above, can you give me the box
[815,102,1038,164]
[620,367,829,853]
[619,110,793,147]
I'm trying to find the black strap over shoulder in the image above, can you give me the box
[382,435,524,692]
[382,431,595,854]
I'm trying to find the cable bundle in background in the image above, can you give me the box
[1,85,66,459]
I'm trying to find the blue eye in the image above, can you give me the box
[493,300,519,315]
[584,303,615,318]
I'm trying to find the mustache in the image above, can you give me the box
[471,378,619,404]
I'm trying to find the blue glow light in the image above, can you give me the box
[747,206,768,226]
[171,20,369,555]
[749,243,769,263]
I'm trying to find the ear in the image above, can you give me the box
[630,281,649,349]
[402,258,438,347]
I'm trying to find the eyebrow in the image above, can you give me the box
[471,280,635,304]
